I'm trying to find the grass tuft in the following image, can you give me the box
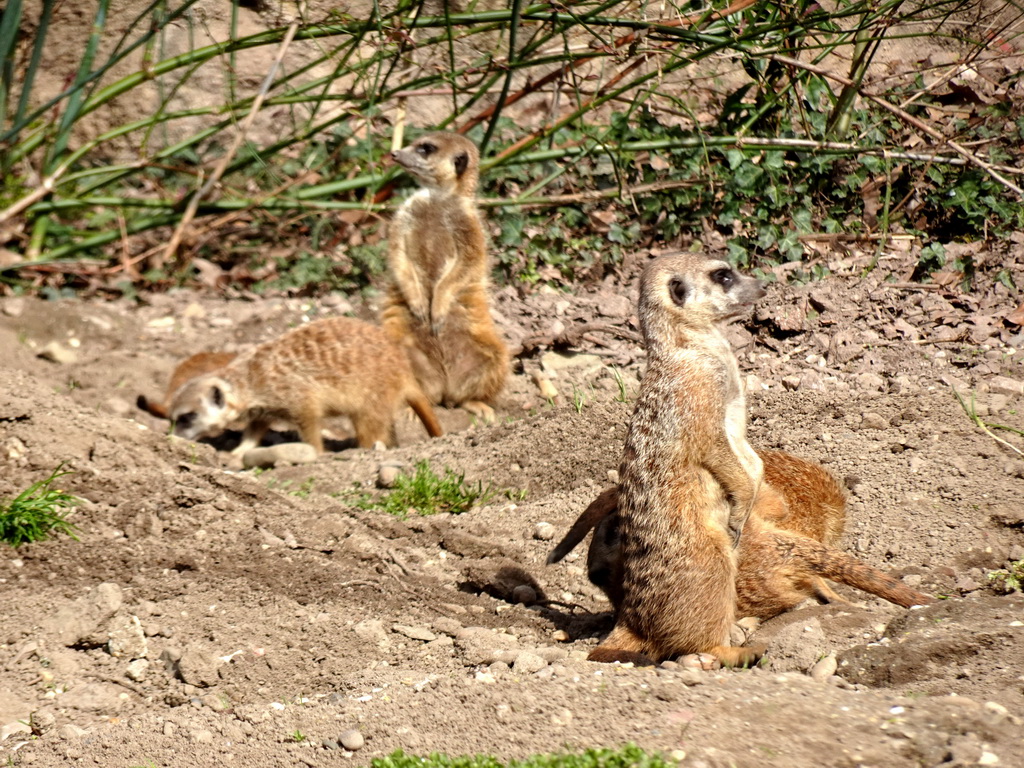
[989,560,1024,594]
[0,464,81,547]
[371,744,678,768]
[373,461,495,519]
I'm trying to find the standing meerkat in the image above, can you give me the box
[169,317,442,455]
[381,131,509,422]
[588,252,767,667]
[137,351,237,420]
[551,451,932,621]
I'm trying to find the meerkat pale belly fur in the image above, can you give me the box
[169,317,442,454]
[381,131,508,421]
[137,351,237,420]
[587,252,767,667]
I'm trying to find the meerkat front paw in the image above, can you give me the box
[462,400,495,424]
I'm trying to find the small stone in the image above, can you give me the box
[512,652,547,675]
[781,375,801,391]
[107,614,148,659]
[988,375,1024,396]
[984,702,1011,723]
[37,341,77,364]
[551,630,570,643]
[339,729,364,751]
[810,653,838,681]
[29,710,55,736]
[2,297,25,317]
[191,729,214,744]
[511,585,537,605]
[378,463,403,489]
[550,708,573,727]
[392,624,436,642]
[607,469,619,484]
[126,659,150,682]
[859,412,888,430]
[322,739,340,750]
[176,649,221,687]
[856,373,886,392]
[58,724,89,740]
[677,668,704,686]
[979,753,1000,766]
[533,522,556,541]
[242,442,317,469]
[321,294,353,313]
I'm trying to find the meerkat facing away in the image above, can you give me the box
[587,252,767,667]
[381,131,509,422]
[552,451,932,622]
[169,317,442,455]
[137,351,237,420]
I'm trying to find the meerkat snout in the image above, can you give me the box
[171,377,234,440]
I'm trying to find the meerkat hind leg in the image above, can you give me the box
[709,643,767,668]
[587,624,655,666]
[462,400,495,424]
[812,579,851,605]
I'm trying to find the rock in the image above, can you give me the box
[126,659,150,682]
[541,351,604,373]
[160,647,183,675]
[191,729,214,744]
[176,649,221,687]
[859,412,888,430]
[764,618,829,673]
[533,522,556,541]
[321,294,353,313]
[103,397,133,417]
[454,627,521,665]
[781,375,802,391]
[37,341,78,364]
[354,619,388,644]
[810,653,838,681]
[107,614,148,659]
[339,729,364,751]
[242,442,317,469]
[29,709,56,736]
[677,668,704,686]
[42,582,123,647]
[378,463,404,488]
[59,683,124,713]
[392,624,436,642]
[512,652,547,675]
[856,373,886,392]
[988,375,1024,396]
[596,293,632,318]
[56,723,89,740]
[2,297,25,317]
[322,739,340,750]
[551,630,570,643]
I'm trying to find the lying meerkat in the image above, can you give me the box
[137,351,237,420]
[586,252,768,667]
[169,317,442,455]
[380,131,509,423]
[551,451,932,621]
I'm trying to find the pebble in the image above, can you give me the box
[392,624,436,642]
[988,375,1024,396]
[125,659,150,682]
[810,653,838,681]
[2,297,25,317]
[859,412,888,430]
[43,582,123,647]
[856,373,886,392]
[321,294,353,313]
[58,724,89,740]
[36,341,77,364]
[512,651,547,675]
[339,729,364,751]
[677,669,704,686]
[107,614,148,659]
[242,443,317,469]
[551,630,571,643]
[781,375,801,391]
[322,739,340,750]
[191,729,214,744]
[176,649,221,687]
[378,463,404,489]
[533,522,556,541]
[29,710,55,736]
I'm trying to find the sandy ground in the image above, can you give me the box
[1,246,1023,768]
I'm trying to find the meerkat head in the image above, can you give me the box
[392,131,480,195]
[169,376,239,440]
[638,253,765,346]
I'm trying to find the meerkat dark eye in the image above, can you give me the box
[668,277,689,307]
[211,386,224,408]
[710,268,735,289]
[175,413,195,430]
[453,151,469,177]
[416,142,437,157]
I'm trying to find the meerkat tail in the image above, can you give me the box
[407,391,443,438]
[547,486,617,565]
[137,394,170,419]
[587,625,655,666]
[773,532,933,608]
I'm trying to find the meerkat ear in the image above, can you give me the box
[211,385,224,408]
[668,276,689,307]
[453,151,469,177]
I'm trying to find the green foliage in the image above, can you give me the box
[371,461,495,519]
[989,560,1024,594]
[0,464,81,547]
[372,745,676,768]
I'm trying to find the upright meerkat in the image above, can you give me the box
[551,451,932,621]
[169,317,442,455]
[137,351,237,420]
[588,252,767,667]
[381,131,509,422]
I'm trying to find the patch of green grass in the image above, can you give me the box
[289,477,316,499]
[290,730,307,743]
[371,461,496,519]
[989,559,1024,594]
[371,745,676,768]
[0,464,81,547]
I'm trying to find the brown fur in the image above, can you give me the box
[137,352,237,419]
[380,131,509,421]
[551,447,933,626]
[169,317,442,455]
[588,252,768,667]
